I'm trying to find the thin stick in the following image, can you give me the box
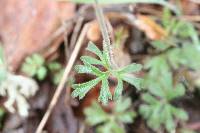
[41,21,73,58]
[94,0,111,50]
[35,23,90,133]
[94,0,118,69]
[62,21,70,61]
[70,17,84,50]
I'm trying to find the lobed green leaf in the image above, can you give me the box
[84,102,109,125]
[36,66,47,80]
[147,104,163,130]
[171,106,188,121]
[164,105,175,132]
[122,75,142,90]
[98,76,112,105]
[72,77,102,99]
[113,78,123,100]
[142,93,158,104]
[81,56,103,65]
[84,97,136,133]
[139,104,152,119]
[167,83,185,100]
[21,64,37,77]
[74,65,92,74]
[115,98,132,113]
[32,54,45,65]
[118,63,142,74]
[117,111,136,123]
[86,42,104,60]
[77,60,103,76]
[47,62,62,70]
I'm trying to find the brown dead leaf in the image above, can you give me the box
[87,20,101,42]
[134,15,167,40]
[87,15,114,43]
[0,0,75,71]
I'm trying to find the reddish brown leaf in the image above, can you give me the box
[0,0,75,71]
[135,15,167,40]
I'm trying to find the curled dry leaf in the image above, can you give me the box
[134,15,167,40]
[0,0,75,71]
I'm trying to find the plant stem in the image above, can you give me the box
[94,0,118,69]
[94,0,111,52]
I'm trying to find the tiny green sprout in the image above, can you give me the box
[47,62,64,85]
[72,42,142,105]
[84,98,136,133]
[21,54,47,80]
[22,54,65,84]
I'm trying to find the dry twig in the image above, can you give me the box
[35,23,90,133]
[69,17,84,50]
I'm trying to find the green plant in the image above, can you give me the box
[140,45,200,132]
[140,72,188,132]
[84,98,136,133]
[21,54,47,80]
[71,42,142,104]
[71,1,142,105]
[151,8,200,52]
[140,9,200,132]
[21,54,64,85]
[47,62,64,85]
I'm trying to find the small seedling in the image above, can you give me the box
[47,62,64,85]
[71,42,142,105]
[84,98,136,133]
[141,9,200,132]
[22,54,64,85]
[21,54,47,80]
[71,1,142,105]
